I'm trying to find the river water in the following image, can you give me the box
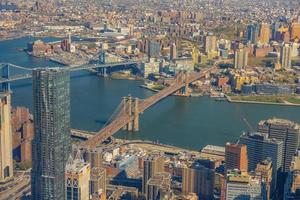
[1,37,299,150]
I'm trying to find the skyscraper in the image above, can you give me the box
[247,24,259,44]
[204,35,217,54]
[258,119,300,173]
[280,44,292,69]
[234,48,248,68]
[170,42,177,60]
[225,143,248,172]
[148,40,161,58]
[65,154,90,200]
[291,21,300,40]
[31,68,71,200]
[0,93,13,182]
[143,154,165,194]
[182,160,215,200]
[259,23,271,44]
[239,132,283,195]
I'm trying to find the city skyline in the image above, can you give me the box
[0,0,300,199]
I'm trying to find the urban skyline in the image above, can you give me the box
[0,0,300,200]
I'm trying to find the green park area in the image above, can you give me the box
[228,94,300,105]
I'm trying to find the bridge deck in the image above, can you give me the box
[81,67,217,149]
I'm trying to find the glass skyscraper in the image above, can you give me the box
[31,68,71,200]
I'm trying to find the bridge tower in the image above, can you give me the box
[133,97,139,131]
[98,51,108,77]
[1,64,10,91]
[122,96,140,132]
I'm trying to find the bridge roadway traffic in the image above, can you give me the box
[81,66,217,149]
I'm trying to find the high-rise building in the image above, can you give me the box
[239,132,283,194]
[148,40,161,58]
[146,172,172,200]
[143,154,165,194]
[255,159,273,200]
[170,42,177,60]
[65,154,90,200]
[182,160,215,200]
[31,68,71,200]
[247,24,259,44]
[11,107,34,163]
[234,48,248,68]
[0,93,13,182]
[225,143,248,172]
[259,23,271,44]
[280,44,292,69]
[204,35,217,54]
[90,167,106,200]
[291,22,300,40]
[258,119,300,173]
[226,170,263,200]
[284,151,300,199]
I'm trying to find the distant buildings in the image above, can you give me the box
[226,170,263,200]
[225,143,248,172]
[291,21,300,41]
[0,93,13,182]
[61,35,76,53]
[148,40,161,58]
[182,160,215,200]
[280,44,292,69]
[170,42,177,60]
[259,23,271,44]
[247,24,259,44]
[31,68,71,200]
[27,40,51,57]
[234,48,248,68]
[204,35,217,54]
[258,119,300,173]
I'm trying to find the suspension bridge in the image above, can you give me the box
[0,60,141,84]
[81,66,217,149]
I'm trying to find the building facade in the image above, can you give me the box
[239,132,283,195]
[280,44,292,69]
[0,93,13,182]
[142,154,165,194]
[258,119,300,173]
[182,160,215,200]
[65,155,90,200]
[225,143,248,172]
[31,68,71,200]
[234,48,248,68]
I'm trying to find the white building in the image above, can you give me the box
[226,170,263,200]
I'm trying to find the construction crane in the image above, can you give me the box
[242,116,255,132]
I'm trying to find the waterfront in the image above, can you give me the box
[1,37,300,150]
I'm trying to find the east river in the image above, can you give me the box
[1,37,300,150]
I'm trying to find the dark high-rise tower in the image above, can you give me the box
[31,68,71,200]
[258,119,300,173]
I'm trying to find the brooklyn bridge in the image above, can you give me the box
[0,62,217,149]
[81,66,217,149]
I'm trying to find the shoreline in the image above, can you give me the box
[226,95,300,107]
